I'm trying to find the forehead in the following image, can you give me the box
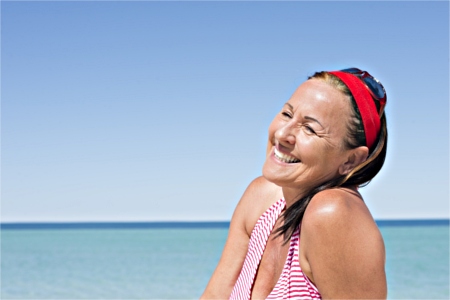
[288,79,352,121]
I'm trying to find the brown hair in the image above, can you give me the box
[275,71,388,242]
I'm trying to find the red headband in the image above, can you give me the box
[329,71,380,149]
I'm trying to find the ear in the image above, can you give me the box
[339,146,369,175]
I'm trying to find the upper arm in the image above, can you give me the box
[201,176,280,299]
[301,189,387,299]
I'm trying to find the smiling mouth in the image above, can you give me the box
[274,148,301,163]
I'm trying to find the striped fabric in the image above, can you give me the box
[230,198,321,300]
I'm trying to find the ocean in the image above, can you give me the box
[1,221,448,299]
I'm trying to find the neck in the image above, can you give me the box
[281,184,361,208]
[281,186,309,208]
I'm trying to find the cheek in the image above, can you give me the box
[297,137,338,166]
[267,119,279,145]
[266,122,276,156]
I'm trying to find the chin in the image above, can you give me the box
[262,163,290,187]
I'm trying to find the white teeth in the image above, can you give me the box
[274,148,300,163]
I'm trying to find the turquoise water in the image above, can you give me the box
[1,225,448,299]
[383,226,449,299]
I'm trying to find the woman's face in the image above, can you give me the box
[263,78,354,190]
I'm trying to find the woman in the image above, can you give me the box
[201,68,388,299]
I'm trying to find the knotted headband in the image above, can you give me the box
[329,71,381,149]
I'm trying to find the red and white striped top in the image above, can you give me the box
[230,198,321,299]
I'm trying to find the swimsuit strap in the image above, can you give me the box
[230,197,322,299]
[230,198,286,299]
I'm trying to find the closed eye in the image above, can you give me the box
[304,125,316,135]
[281,111,292,118]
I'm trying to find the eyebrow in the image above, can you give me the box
[284,102,324,128]
[284,102,294,109]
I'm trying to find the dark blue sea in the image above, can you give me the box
[1,220,448,299]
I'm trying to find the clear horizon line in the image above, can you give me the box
[1,219,449,229]
[1,217,449,224]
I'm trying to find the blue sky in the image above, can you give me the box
[2,1,448,222]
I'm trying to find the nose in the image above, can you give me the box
[275,121,296,147]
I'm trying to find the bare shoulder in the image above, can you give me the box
[303,188,375,228]
[236,176,282,235]
[302,187,383,250]
[301,188,387,298]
